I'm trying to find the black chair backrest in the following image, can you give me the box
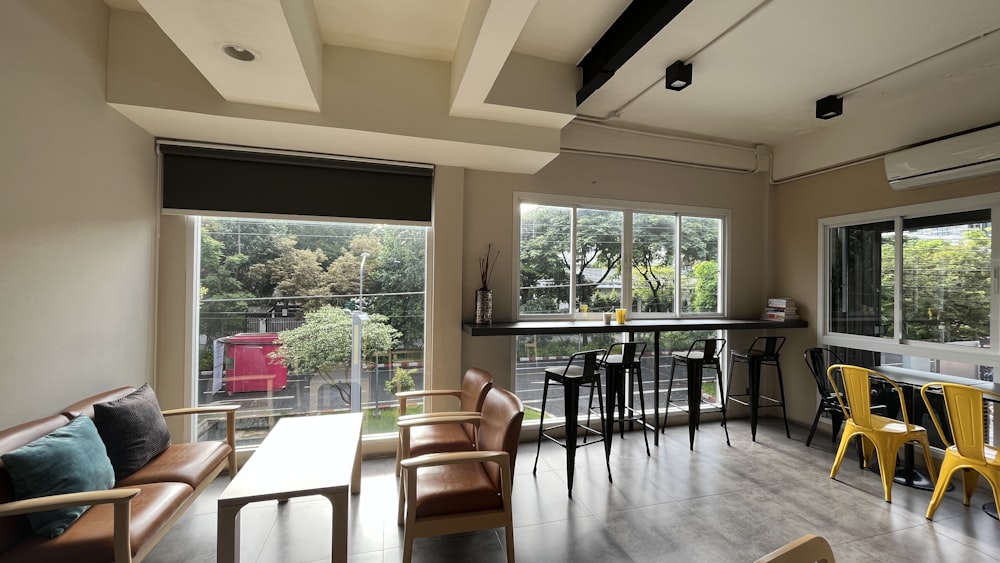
[749,336,785,360]
[803,347,844,395]
[566,349,606,379]
[687,338,726,365]
[608,341,647,365]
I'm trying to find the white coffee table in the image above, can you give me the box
[217,412,363,563]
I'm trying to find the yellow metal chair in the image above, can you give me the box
[827,365,937,502]
[921,382,1000,520]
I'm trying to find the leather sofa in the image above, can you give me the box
[0,387,237,563]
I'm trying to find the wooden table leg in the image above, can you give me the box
[323,491,349,563]
[216,503,243,563]
[352,426,362,494]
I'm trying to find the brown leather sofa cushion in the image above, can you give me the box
[413,462,501,519]
[116,441,230,488]
[0,481,192,563]
[409,424,475,459]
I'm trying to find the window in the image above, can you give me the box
[821,196,999,376]
[195,216,427,446]
[514,195,728,416]
[518,197,726,318]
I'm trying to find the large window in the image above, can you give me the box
[514,195,727,417]
[195,216,427,446]
[822,196,999,376]
[518,197,726,318]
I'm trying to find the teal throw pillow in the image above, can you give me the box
[1,415,115,537]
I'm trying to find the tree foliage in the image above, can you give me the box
[890,228,991,342]
[270,306,400,375]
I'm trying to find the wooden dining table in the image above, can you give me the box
[464,317,808,447]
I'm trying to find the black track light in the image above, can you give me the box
[665,60,692,91]
[816,95,843,119]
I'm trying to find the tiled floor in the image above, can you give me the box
[146,418,1000,562]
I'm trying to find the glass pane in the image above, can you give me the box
[901,211,991,345]
[680,216,721,314]
[828,221,894,337]
[196,217,427,446]
[632,213,675,313]
[576,209,623,313]
[513,333,618,420]
[519,204,572,314]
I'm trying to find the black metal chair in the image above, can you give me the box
[661,338,730,449]
[803,347,847,447]
[726,336,789,440]
[532,349,612,497]
[586,341,651,456]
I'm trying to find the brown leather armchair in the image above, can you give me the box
[398,386,524,563]
[394,368,493,476]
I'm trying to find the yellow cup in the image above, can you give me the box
[615,308,627,324]
[580,304,589,313]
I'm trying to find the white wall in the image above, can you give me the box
[0,0,157,427]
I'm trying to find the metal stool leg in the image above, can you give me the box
[634,364,650,455]
[717,365,730,446]
[533,376,550,475]
[775,361,790,438]
[661,356,677,433]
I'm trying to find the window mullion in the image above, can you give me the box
[570,207,577,316]
[674,213,682,318]
[623,212,632,311]
[893,217,903,342]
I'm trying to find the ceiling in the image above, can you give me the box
[103,0,1000,180]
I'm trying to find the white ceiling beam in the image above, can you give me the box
[139,0,323,112]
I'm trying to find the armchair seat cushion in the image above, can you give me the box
[413,463,501,519]
[115,441,232,488]
[408,425,475,459]
[0,482,192,563]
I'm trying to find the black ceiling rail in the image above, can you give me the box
[576,0,693,106]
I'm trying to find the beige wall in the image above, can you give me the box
[461,152,772,390]
[0,0,157,428]
[770,159,1000,427]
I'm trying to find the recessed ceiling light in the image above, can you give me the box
[222,44,257,62]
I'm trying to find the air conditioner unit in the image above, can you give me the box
[884,124,1000,190]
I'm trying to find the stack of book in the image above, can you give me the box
[762,297,798,321]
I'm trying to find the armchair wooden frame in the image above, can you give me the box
[394,369,493,476]
[396,413,482,516]
[399,450,515,563]
[754,533,836,563]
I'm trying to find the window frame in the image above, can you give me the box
[513,192,730,320]
[818,192,1000,368]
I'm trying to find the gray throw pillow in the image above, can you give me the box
[93,384,171,480]
[1,416,115,537]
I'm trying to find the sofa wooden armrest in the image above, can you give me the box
[162,404,239,476]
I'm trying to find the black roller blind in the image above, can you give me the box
[160,143,433,224]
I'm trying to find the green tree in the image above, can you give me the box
[270,305,401,375]
[690,260,719,312]
[633,214,675,312]
[367,228,426,348]
[247,237,331,309]
[897,228,990,342]
[199,225,254,340]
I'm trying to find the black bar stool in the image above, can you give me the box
[586,341,650,456]
[661,338,730,449]
[532,349,612,497]
[726,336,788,441]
